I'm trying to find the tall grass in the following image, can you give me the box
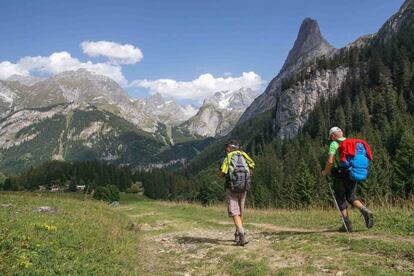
[0,192,141,275]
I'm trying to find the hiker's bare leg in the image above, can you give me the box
[352,199,364,209]
[232,215,243,229]
[341,208,348,218]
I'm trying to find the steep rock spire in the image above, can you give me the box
[280,18,334,75]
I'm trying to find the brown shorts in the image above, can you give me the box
[226,189,247,217]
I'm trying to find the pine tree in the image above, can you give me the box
[393,130,414,199]
[294,159,315,208]
[334,106,346,132]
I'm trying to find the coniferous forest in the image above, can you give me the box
[1,161,134,193]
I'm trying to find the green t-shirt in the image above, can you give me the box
[328,137,346,168]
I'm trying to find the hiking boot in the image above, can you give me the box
[234,230,240,243]
[360,208,374,229]
[338,218,353,232]
[236,232,249,246]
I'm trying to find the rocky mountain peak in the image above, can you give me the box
[280,18,334,75]
[147,93,165,107]
[297,18,323,42]
[206,88,258,110]
[401,0,414,12]
[376,0,414,41]
[237,17,336,125]
[180,88,258,137]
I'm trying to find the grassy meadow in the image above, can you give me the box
[1,192,414,275]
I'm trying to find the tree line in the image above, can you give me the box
[0,160,134,193]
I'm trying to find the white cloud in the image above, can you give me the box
[0,61,29,79]
[0,51,126,84]
[130,72,264,100]
[81,41,143,64]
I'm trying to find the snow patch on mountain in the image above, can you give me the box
[180,88,258,137]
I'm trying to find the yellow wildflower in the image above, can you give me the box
[42,223,57,232]
[18,255,33,269]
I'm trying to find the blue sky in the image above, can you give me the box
[0,0,405,103]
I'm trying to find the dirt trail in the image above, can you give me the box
[119,203,414,275]
[210,220,414,244]
[129,216,413,274]
[150,227,307,274]
[248,222,414,244]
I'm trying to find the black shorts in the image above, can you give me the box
[333,176,358,210]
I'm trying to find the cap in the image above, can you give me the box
[328,127,342,138]
[225,140,240,149]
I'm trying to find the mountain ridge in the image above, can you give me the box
[238,17,336,125]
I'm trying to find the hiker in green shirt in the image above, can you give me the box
[321,127,374,232]
[219,140,255,246]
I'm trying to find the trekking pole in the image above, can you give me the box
[325,175,349,234]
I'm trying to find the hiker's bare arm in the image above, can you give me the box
[322,154,334,177]
[219,172,226,178]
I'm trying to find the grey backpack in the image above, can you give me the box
[229,152,252,192]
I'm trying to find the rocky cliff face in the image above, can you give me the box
[276,67,349,138]
[239,18,336,125]
[180,88,258,137]
[0,81,18,118]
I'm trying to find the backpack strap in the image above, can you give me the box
[334,139,345,168]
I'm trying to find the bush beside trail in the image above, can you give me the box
[93,185,120,202]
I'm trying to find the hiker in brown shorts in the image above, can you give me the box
[219,140,255,246]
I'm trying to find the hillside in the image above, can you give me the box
[1,192,413,275]
[0,104,163,172]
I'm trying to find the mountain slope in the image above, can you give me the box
[143,93,197,126]
[6,75,44,86]
[0,103,165,172]
[180,88,258,137]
